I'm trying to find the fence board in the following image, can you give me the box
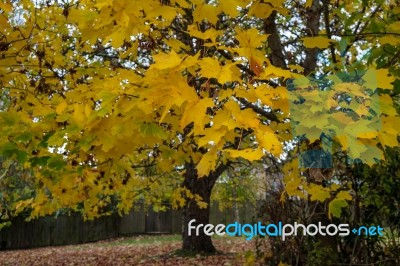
[0,201,255,250]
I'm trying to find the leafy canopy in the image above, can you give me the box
[0,0,399,222]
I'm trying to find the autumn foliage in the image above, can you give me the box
[0,0,399,254]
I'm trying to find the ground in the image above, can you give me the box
[0,235,258,265]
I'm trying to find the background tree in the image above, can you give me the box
[211,161,263,222]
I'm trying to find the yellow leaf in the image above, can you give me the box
[73,104,86,128]
[347,138,368,159]
[355,104,369,116]
[100,133,115,152]
[173,0,191,8]
[105,27,126,47]
[193,2,219,25]
[254,86,273,106]
[14,198,33,215]
[379,35,400,46]
[301,36,335,49]
[218,0,247,17]
[0,2,13,13]
[196,200,208,209]
[357,131,378,139]
[336,135,349,151]
[225,101,260,128]
[236,28,268,48]
[378,94,397,116]
[56,101,68,114]
[308,184,330,201]
[219,63,239,83]
[255,125,282,156]
[213,108,234,130]
[187,25,221,40]
[196,148,218,177]
[248,1,274,18]
[363,68,395,90]
[147,6,178,21]
[151,50,182,70]
[288,64,304,73]
[180,98,214,133]
[331,112,355,126]
[336,190,352,201]
[236,109,260,128]
[261,64,293,79]
[159,99,174,124]
[198,127,229,148]
[225,148,264,161]
[84,104,93,117]
[198,57,221,78]
[235,87,259,104]
[378,126,398,148]
[197,58,238,83]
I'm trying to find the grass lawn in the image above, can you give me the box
[0,234,256,265]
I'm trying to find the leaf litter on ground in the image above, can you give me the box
[0,234,256,265]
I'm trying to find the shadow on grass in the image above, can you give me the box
[171,248,225,257]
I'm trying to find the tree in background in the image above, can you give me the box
[211,161,262,222]
[0,0,399,253]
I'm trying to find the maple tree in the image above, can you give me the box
[0,0,399,253]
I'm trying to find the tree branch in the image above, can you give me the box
[303,0,322,75]
[264,12,287,69]
[342,4,382,55]
[208,162,230,190]
[234,96,279,123]
[323,0,337,64]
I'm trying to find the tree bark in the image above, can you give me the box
[265,12,287,70]
[303,0,322,75]
[181,161,227,253]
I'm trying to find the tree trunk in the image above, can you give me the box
[303,0,322,75]
[181,161,227,253]
[182,181,214,252]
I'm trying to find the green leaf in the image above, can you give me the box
[30,156,51,167]
[15,150,28,164]
[39,132,55,148]
[329,198,348,218]
[47,156,67,170]
[338,38,348,57]
[15,132,33,144]
[47,132,66,146]
[0,143,18,158]
[0,112,18,126]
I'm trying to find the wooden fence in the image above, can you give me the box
[0,202,256,250]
